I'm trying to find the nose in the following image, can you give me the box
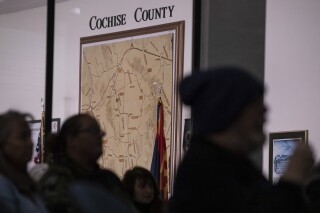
[145,185,154,193]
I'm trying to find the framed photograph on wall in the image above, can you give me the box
[269,130,308,183]
[182,118,192,153]
[79,21,185,194]
[28,118,60,169]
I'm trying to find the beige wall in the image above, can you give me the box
[264,0,320,176]
[0,0,193,123]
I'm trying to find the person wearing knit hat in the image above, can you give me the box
[179,66,264,136]
[169,66,314,213]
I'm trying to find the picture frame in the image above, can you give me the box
[269,130,308,183]
[182,118,192,153]
[28,118,60,169]
[79,21,185,192]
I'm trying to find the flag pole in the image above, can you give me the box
[44,0,55,161]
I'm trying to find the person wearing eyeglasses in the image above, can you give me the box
[49,113,106,173]
[38,113,133,212]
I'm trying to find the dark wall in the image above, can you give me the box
[201,0,266,81]
[199,0,266,168]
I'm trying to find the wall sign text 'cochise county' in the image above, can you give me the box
[89,5,175,30]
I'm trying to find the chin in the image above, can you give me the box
[248,133,266,150]
[140,199,153,204]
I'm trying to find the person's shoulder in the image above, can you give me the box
[0,174,16,193]
[44,164,73,177]
[0,174,10,183]
[98,168,121,180]
[38,164,74,187]
[94,168,130,198]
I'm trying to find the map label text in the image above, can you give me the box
[89,14,126,30]
[134,5,175,22]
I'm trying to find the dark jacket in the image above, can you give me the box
[61,159,126,196]
[39,158,129,213]
[169,138,307,213]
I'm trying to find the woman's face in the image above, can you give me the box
[3,119,33,170]
[134,178,155,204]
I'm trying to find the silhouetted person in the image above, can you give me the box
[123,166,164,213]
[39,113,131,212]
[169,67,314,213]
[304,163,320,213]
[0,110,47,212]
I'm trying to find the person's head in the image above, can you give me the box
[179,66,266,154]
[123,166,159,204]
[0,110,33,171]
[53,113,105,167]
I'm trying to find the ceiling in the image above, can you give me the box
[0,0,68,16]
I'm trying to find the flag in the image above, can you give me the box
[34,131,41,164]
[34,110,45,164]
[150,98,168,200]
[40,110,45,162]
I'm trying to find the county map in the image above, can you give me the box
[80,33,173,177]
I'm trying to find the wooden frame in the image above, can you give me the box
[269,130,308,183]
[79,21,185,194]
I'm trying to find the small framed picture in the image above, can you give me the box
[269,130,308,183]
[182,118,192,153]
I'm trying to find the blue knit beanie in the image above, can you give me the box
[179,66,264,135]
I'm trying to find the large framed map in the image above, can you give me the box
[79,21,184,189]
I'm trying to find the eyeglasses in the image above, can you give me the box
[77,126,105,136]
